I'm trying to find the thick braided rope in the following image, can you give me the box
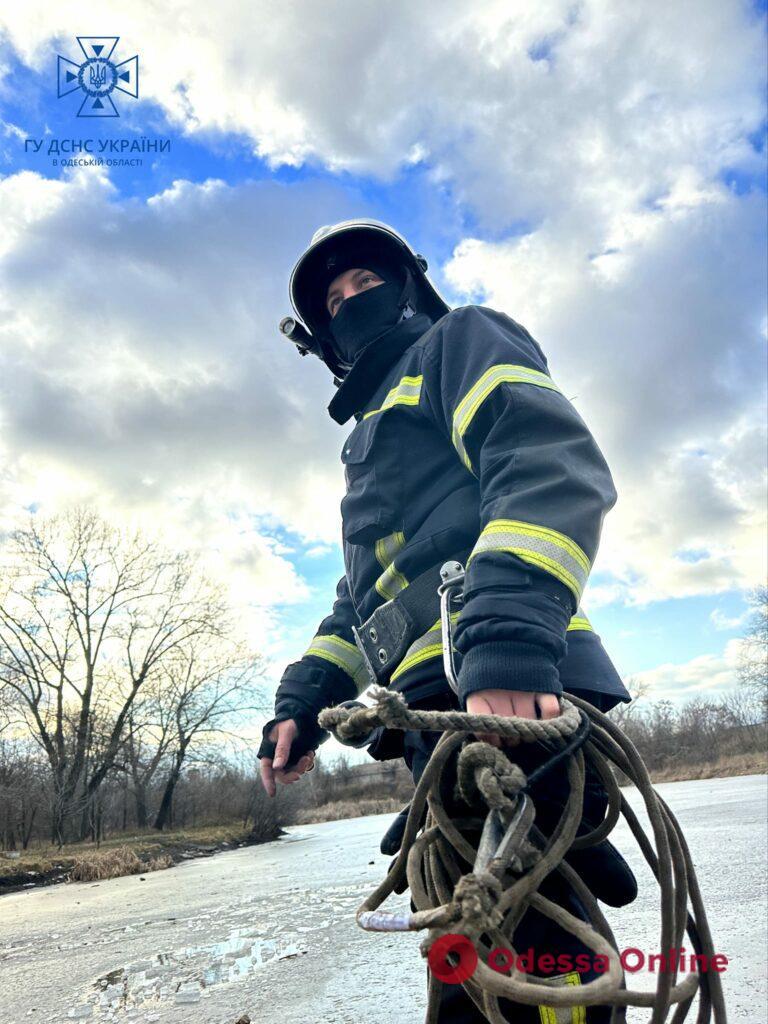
[318,685,582,744]
[319,688,727,1024]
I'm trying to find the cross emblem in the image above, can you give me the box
[57,37,138,117]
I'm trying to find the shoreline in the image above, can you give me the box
[0,825,285,898]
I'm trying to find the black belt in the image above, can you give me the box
[352,551,470,685]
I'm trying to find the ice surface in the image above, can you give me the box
[0,775,764,1023]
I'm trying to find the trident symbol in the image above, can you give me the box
[89,63,107,88]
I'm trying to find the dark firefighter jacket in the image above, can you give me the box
[266,305,630,749]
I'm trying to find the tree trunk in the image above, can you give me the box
[134,783,149,829]
[153,767,180,831]
[154,739,190,831]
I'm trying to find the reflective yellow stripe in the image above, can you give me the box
[305,634,370,692]
[390,614,459,682]
[374,531,406,567]
[363,375,423,419]
[374,531,409,600]
[375,564,409,600]
[537,972,584,1024]
[452,363,561,471]
[470,519,591,604]
[567,605,593,632]
[567,970,586,1024]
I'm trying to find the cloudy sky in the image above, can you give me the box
[0,1,765,734]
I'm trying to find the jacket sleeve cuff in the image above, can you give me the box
[457,641,562,709]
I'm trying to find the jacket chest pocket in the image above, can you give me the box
[341,414,402,546]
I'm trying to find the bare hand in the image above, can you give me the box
[260,719,316,797]
[465,689,560,748]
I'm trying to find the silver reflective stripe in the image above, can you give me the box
[567,606,593,632]
[375,563,409,601]
[470,519,591,604]
[375,531,406,567]
[305,634,370,692]
[451,364,561,471]
[374,531,408,600]
[390,614,459,683]
[364,375,423,419]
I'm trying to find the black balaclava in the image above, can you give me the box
[325,258,409,367]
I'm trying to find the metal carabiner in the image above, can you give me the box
[437,560,465,695]
[474,793,534,874]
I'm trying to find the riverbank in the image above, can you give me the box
[0,824,274,896]
[646,749,767,783]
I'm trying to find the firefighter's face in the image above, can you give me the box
[326,268,385,319]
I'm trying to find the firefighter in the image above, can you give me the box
[258,220,635,1022]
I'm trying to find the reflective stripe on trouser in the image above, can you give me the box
[363,374,423,419]
[304,634,370,693]
[451,364,562,472]
[374,531,408,600]
[537,972,586,1024]
[470,520,591,606]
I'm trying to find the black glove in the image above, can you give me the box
[257,711,325,769]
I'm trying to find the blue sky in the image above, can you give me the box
[0,3,765,720]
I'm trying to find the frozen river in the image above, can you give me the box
[0,774,765,1023]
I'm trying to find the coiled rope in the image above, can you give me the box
[318,687,727,1024]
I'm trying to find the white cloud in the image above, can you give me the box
[709,607,751,632]
[448,186,767,606]
[633,638,742,700]
[1,2,763,208]
[0,0,764,629]
[0,167,362,652]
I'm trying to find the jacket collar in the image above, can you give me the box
[327,313,432,424]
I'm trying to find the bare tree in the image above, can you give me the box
[153,639,267,830]
[737,585,768,720]
[124,685,177,829]
[0,508,229,844]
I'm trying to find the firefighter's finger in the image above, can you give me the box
[466,694,504,747]
[537,693,560,719]
[511,692,536,720]
[260,757,276,798]
[274,768,302,785]
[272,720,298,770]
[292,752,315,774]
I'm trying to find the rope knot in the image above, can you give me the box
[355,685,416,732]
[451,871,503,936]
[457,742,527,811]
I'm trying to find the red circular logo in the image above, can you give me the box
[427,933,478,984]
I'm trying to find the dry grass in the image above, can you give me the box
[70,845,173,882]
[2,823,249,874]
[294,796,405,824]
[648,751,768,784]
[0,823,253,891]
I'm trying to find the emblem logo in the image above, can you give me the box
[57,37,139,117]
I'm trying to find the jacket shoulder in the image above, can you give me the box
[418,304,549,371]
